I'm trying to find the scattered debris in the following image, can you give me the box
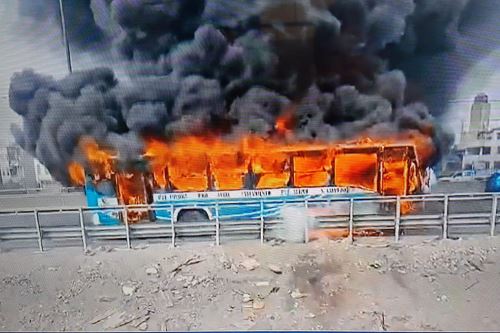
[378,311,387,331]
[160,319,169,332]
[98,296,115,303]
[242,294,252,303]
[131,315,150,330]
[90,309,116,325]
[255,281,270,287]
[146,267,159,276]
[305,313,316,319]
[239,258,260,271]
[290,289,308,299]
[369,261,383,269]
[122,285,137,296]
[465,280,479,291]
[437,295,448,302]
[362,311,387,331]
[160,290,174,308]
[171,256,204,276]
[133,244,149,250]
[103,311,134,329]
[466,259,483,272]
[268,286,280,295]
[47,267,59,272]
[252,299,265,310]
[96,246,114,253]
[267,238,285,246]
[268,264,283,274]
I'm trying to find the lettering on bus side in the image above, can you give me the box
[155,194,168,201]
[291,188,309,195]
[217,192,230,198]
[155,193,188,201]
[242,190,272,197]
[198,193,208,198]
[170,193,188,200]
[320,187,349,194]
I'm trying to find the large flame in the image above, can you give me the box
[79,137,117,180]
[142,129,432,200]
[68,137,150,223]
[68,128,435,223]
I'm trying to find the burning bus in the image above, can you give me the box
[69,134,428,225]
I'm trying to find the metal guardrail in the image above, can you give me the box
[0,192,499,252]
[0,187,82,195]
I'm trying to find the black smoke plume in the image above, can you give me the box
[10,0,468,185]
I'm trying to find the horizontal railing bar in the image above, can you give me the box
[448,213,491,219]
[400,214,443,220]
[0,234,39,240]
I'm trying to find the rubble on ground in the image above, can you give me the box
[0,238,499,331]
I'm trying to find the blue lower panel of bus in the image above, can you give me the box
[85,185,122,225]
[151,194,380,223]
[85,182,377,225]
[153,201,284,222]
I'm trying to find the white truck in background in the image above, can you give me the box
[439,169,491,182]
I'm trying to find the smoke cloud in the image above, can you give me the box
[10,0,470,185]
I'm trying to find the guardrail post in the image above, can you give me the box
[78,208,87,252]
[395,196,401,242]
[304,198,309,243]
[260,200,264,244]
[170,204,175,248]
[123,207,131,249]
[491,195,497,236]
[348,198,354,241]
[215,203,220,246]
[442,195,449,239]
[34,209,43,252]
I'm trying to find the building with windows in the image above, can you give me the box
[34,159,60,188]
[457,93,500,172]
[0,144,60,189]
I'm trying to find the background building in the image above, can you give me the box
[0,144,60,189]
[456,93,500,173]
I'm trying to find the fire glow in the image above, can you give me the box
[67,124,434,223]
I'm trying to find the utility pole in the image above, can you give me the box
[58,0,72,73]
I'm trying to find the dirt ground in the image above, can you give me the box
[0,236,499,331]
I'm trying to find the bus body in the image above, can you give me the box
[83,143,423,225]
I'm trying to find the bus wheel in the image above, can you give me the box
[177,209,210,222]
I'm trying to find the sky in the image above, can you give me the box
[0,0,67,146]
[2,0,500,147]
[0,0,125,147]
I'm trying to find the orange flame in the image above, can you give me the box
[68,161,85,186]
[68,137,150,223]
[143,138,170,189]
[69,127,435,224]
[143,129,433,201]
[79,137,117,180]
[274,110,296,136]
